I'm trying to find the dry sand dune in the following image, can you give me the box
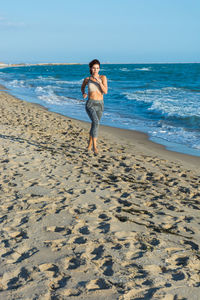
[0,91,200,300]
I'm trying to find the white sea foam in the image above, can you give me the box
[149,98,200,118]
[35,86,43,92]
[58,79,83,85]
[37,76,55,80]
[134,67,151,71]
[119,68,130,72]
[36,76,82,85]
[37,91,66,105]
[150,122,200,150]
[35,86,63,105]
[123,87,200,118]
[193,143,200,150]
[7,79,26,88]
[35,85,83,106]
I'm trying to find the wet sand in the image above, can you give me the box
[0,91,200,300]
[0,84,7,90]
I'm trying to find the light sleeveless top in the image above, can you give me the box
[88,77,103,94]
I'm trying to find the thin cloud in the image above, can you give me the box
[0,16,25,29]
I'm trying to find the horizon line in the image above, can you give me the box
[1,61,200,67]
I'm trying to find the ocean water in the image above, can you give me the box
[0,63,200,156]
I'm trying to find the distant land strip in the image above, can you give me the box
[0,62,81,68]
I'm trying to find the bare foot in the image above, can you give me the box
[93,148,98,155]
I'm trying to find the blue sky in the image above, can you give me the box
[0,0,200,63]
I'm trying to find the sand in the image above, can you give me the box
[0,85,7,91]
[0,90,200,300]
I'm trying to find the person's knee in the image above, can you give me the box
[93,118,99,127]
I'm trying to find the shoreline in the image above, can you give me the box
[3,86,200,169]
[58,115,200,170]
[0,90,200,299]
[0,84,7,90]
[99,124,200,169]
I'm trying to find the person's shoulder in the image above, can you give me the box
[100,75,107,80]
[83,77,90,83]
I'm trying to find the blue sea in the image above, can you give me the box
[0,63,200,156]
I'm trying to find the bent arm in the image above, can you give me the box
[99,76,108,94]
[81,78,88,95]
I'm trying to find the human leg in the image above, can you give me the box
[87,135,93,150]
[85,100,103,153]
[93,101,104,154]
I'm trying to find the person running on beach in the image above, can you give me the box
[81,59,108,154]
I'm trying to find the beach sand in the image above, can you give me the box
[0,90,200,300]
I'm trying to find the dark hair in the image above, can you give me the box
[89,59,100,74]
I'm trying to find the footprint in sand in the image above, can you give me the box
[2,246,38,264]
[86,278,111,291]
[1,266,33,291]
[90,245,104,260]
[67,235,87,245]
[39,263,71,291]
[46,226,72,235]
[39,263,59,276]
[97,222,110,234]
[63,255,86,270]
[78,225,90,235]
[44,239,67,252]
[69,204,97,215]
[101,258,114,276]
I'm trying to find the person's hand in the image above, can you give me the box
[83,93,87,99]
[94,77,102,84]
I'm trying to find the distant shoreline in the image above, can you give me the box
[0,62,200,68]
[0,62,81,68]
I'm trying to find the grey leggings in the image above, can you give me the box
[85,99,104,138]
